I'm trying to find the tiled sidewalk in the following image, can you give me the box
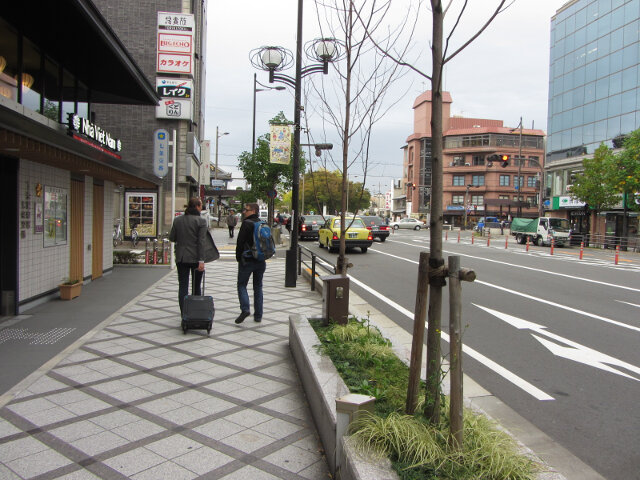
[0,258,330,479]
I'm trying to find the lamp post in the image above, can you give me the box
[251,14,342,287]
[215,126,229,226]
[463,184,479,230]
[252,73,285,225]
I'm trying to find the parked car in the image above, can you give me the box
[389,217,424,230]
[298,215,324,240]
[318,217,373,253]
[358,216,390,242]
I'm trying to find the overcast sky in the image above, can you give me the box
[205,0,564,193]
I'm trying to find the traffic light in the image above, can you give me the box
[499,154,510,168]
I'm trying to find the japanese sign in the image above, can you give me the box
[156,78,192,98]
[269,125,292,164]
[156,98,193,120]
[157,12,194,76]
[153,129,170,178]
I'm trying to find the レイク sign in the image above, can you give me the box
[68,114,122,154]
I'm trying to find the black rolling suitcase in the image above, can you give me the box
[181,269,214,335]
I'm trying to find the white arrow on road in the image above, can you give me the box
[474,305,640,382]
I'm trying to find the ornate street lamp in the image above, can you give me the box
[251,20,342,287]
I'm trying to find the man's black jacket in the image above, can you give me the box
[235,213,261,262]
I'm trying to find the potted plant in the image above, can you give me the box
[59,278,82,300]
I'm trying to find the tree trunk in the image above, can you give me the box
[425,0,445,424]
[337,4,353,276]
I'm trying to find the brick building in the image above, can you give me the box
[404,91,546,227]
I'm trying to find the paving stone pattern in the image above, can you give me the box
[0,257,330,479]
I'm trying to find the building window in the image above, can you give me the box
[499,175,510,186]
[452,155,465,166]
[498,195,509,200]
[528,196,537,205]
[514,195,523,201]
[471,175,484,186]
[452,175,465,186]
[514,176,524,188]
[528,156,540,167]
[527,176,537,188]
[513,155,526,167]
[452,195,464,205]
[470,195,483,205]
[472,155,484,166]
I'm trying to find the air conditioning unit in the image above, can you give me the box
[464,163,470,166]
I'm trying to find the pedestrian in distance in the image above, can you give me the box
[169,197,207,316]
[235,203,266,324]
[226,210,238,238]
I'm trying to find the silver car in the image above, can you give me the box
[389,217,424,230]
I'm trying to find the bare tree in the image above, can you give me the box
[357,0,509,423]
[307,0,411,274]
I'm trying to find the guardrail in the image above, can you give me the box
[298,245,336,291]
[569,233,640,252]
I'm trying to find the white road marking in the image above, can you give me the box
[346,274,554,401]
[385,238,640,293]
[475,305,640,381]
[617,300,640,308]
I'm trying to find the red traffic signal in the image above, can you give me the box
[499,154,510,168]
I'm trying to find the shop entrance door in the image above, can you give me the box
[0,158,18,316]
[70,179,84,284]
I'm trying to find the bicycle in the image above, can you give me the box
[113,219,123,247]
[129,220,139,248]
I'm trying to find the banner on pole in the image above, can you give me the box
[269,125,292,164]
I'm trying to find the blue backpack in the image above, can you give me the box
[244,220,276,261]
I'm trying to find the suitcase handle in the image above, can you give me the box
[191,268,205,295]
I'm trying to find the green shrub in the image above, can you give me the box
[311,317,539,480]
[113,251,140,264]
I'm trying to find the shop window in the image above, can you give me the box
[471,195,483,205]
[21,37,41,113]
[452,195,464,205]
[44,186,68,247]
[0,18,19,101]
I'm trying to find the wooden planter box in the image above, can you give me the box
[59,282,82,300]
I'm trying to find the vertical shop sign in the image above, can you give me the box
[157,12,195,76]
[153,129,170,178]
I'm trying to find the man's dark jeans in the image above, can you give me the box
[177,263,203,315]
[237,259,266,319]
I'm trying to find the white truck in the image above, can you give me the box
[510,217,571,247]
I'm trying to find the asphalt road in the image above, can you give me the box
[299,229,640,480]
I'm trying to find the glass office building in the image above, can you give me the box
[546,0,640,239]
[548,0,640,161]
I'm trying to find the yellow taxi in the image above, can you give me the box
[318,216,373,253]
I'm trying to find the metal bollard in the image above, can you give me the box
[145,238,151,264]
[615,245,620,265]
[505,235,508,249]
[550,237,555,255]
[471,234,474,245]
[311,253,316,292]
[163,239,170,264]
[487,232,491,247]
[457,232,460,243]
[526,236,530,252]
[153,239,158,264]
[445,231,448,241]
[579,241,584,260]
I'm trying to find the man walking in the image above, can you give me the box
[169,197,206,316]
[226,210,238,238]
[235,203,266,324]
